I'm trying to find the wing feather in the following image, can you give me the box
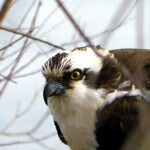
[95,95,141,150]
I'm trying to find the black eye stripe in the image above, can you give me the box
[63,72,71,79]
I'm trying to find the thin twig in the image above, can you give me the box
[0,0,36,59]
[38,6,59,29]
[2,88,41,132]
[0,110,50,136]
[0,42,33,74]
[0,49,20,60]
[13,53,41,75]
[28,134,57,150]
[101,0,132,46]
[1,53,44,82]
[14,69,41,79]
[61,18,133,47]
[0,73,17,84]
[17,88,41,117]
[55,0,95,49]
[0,36,24,52]
[102,0,141,46]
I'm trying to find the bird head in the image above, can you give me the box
[42,46,110,113]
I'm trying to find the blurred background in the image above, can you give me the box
[0,0,149,150]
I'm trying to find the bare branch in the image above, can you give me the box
[28,134,57,150]
[0,26,65,50]
[17,88,41,117]
[13,69,41,79]
[14,53,41,75]
[0,73,17,84]
[0,1,42,98]
[62,18,133,47]
[55,0,95,49]
[101,0,133,46]
[0,49,20,60]
[0,0,36,59]
[0,36,24,52]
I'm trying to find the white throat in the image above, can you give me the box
[48,83,103,150]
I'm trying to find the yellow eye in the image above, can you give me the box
[71,71,81,80]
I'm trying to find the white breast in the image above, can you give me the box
[48,84,103,150]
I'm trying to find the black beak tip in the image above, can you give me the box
[43,81,52,105]
[43,96,48,105]
[43,88,48,105]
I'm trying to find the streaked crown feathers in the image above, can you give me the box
[42,46,109,79]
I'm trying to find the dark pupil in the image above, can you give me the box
[73,73,78,78]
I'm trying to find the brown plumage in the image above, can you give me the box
[96,49,150,91]
[94,48,150,150]
[95,95,141,150]
[42,46,150,150]
[111,49,150,89]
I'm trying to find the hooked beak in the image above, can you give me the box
[43,81,68,105]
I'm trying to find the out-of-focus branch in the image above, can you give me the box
[62,18,133,47]
[0,1,42,98]
[40,4,81,38]
[136,0,144,48]
[0,26,65,50]
[0,0,36,59]
[0,133,56,146]
[28,134,57,150]
[55,0,95,50]
[0,36,24,52]
[0,0,12,25]
[0,110,50,136]
[0,42,32,74]
[38,6,59,29]
[0,46,53,81]
[17,89,41,117]
[0,73,17,84]
[14,53,41,75]
[0,49,20,60]
[13,69,41,79]
[101,0,136,46]
[2,88,41,132]
[0,3,66,77]
[0,52,45,82]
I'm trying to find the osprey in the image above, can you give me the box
[42,46,150,150]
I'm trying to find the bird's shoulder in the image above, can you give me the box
[96,48,150,90]
[95,95,141,150]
